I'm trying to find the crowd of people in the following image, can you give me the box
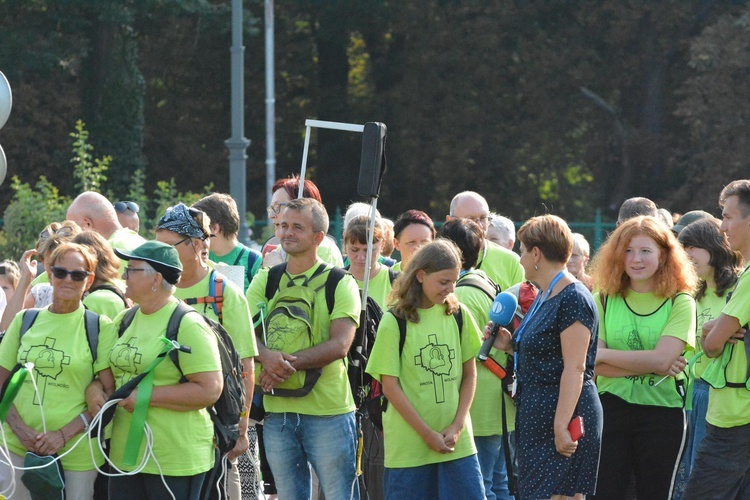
[0,177,748,500]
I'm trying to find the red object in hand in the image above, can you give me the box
[480,357,507,380]
[568,416,584,441]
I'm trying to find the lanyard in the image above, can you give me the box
[513,270,566,376]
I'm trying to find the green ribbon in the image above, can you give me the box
[122,337,176,467]
[0,365,29,423]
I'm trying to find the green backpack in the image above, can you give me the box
[260,262,346,397]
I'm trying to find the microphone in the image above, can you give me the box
[477,292,518,379]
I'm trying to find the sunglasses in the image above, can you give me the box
[50,266,91,282]
[114,201,140,214]
[39,226,75,240]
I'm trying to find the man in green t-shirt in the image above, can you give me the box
[193,193,262,292]
[247,198,361,500]
[447,191,524,291]
[684,179,750,498]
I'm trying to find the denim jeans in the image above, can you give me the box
[383,454,485,500]
[474,434,514,500]
[685,379,709,470]
[263,412,359,500]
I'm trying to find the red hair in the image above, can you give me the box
[272,175,322,202]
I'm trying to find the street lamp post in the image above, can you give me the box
[226,0,251,244]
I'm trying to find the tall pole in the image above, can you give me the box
[265,0,276,210]
[226,0,251,244]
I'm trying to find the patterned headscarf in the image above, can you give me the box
[157,203,207,239]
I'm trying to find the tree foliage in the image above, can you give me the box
[1,0,749,230]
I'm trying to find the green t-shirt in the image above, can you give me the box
[707,264,750,427]
[247,260,361,415]
[174,270,258,359]
[209,244,262,292]
[392,261,403,273]
[366,304,481,468]
[30,270,49,287]
[692,287,727,379]
[83,284,128,320]
[596,291,696,408]
[109,298,221,475]
[319,235,345,268]
[476,241,524,292]
[454,270,515,436]
[108,228,147,276]
[355,265,394,311]
[0,306,116,471]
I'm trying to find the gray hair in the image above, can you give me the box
[488,214,515,246]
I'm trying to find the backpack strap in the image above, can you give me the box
[388,267,399,285]
[453,306,464,336]
[19,309,41,340]
[247,249,262,286]
[118,306,140,337]
[456,273,500,301]
[232,247,247,266]
[165,302,196,376]
[184,270,225,324]
[324,267,347,315]
[265,263,287,301]
[83,309,100,362]
[89,283,128,308]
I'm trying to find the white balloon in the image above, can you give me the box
[0,144,6,187]
[0,71,11,130]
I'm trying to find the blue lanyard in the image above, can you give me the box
[513,270,566,375]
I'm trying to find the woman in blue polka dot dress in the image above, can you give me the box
[492,215,603,499]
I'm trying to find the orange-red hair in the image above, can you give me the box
[591,216,697,297]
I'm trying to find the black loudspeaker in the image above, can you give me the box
[357,122,387,198]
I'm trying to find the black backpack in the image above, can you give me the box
[341,265,400,408]
[455,271,501,301]
[118,302,246,454]
[18,308,101,359]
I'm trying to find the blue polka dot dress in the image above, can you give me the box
[512,281,603,499]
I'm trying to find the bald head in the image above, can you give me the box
[448,191,491,232]
[67,191,122,238]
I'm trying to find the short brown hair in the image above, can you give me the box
[285,197,329,234]
[344,215,383,246]
[720,179,750,218]
[517,215,573,264]
[193,193,240,237]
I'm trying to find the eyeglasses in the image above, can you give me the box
[39,226,75,240]
[123,266,151,279]
[450,214,492,224]
[114,201,140,214]
[172,236,192,247]
[50,266,90,282]
[266,202,289,217]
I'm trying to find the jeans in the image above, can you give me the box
[474,434,514,500]
[383,454,485,500]
[685,379,709,471]
[263,412,359,500]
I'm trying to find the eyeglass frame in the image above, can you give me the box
[123,266,154,279]
[266,202,289,217]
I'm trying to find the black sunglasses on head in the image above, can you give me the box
[50,266,90,282]
[114,201,140,214]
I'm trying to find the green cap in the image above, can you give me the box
[672,210,714,235]
[115,240,183,284]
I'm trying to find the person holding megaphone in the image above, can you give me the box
[489,215,603,500]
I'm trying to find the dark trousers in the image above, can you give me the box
[590,393,686,500]
[109,472,207,500]
[683,422,750,499]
